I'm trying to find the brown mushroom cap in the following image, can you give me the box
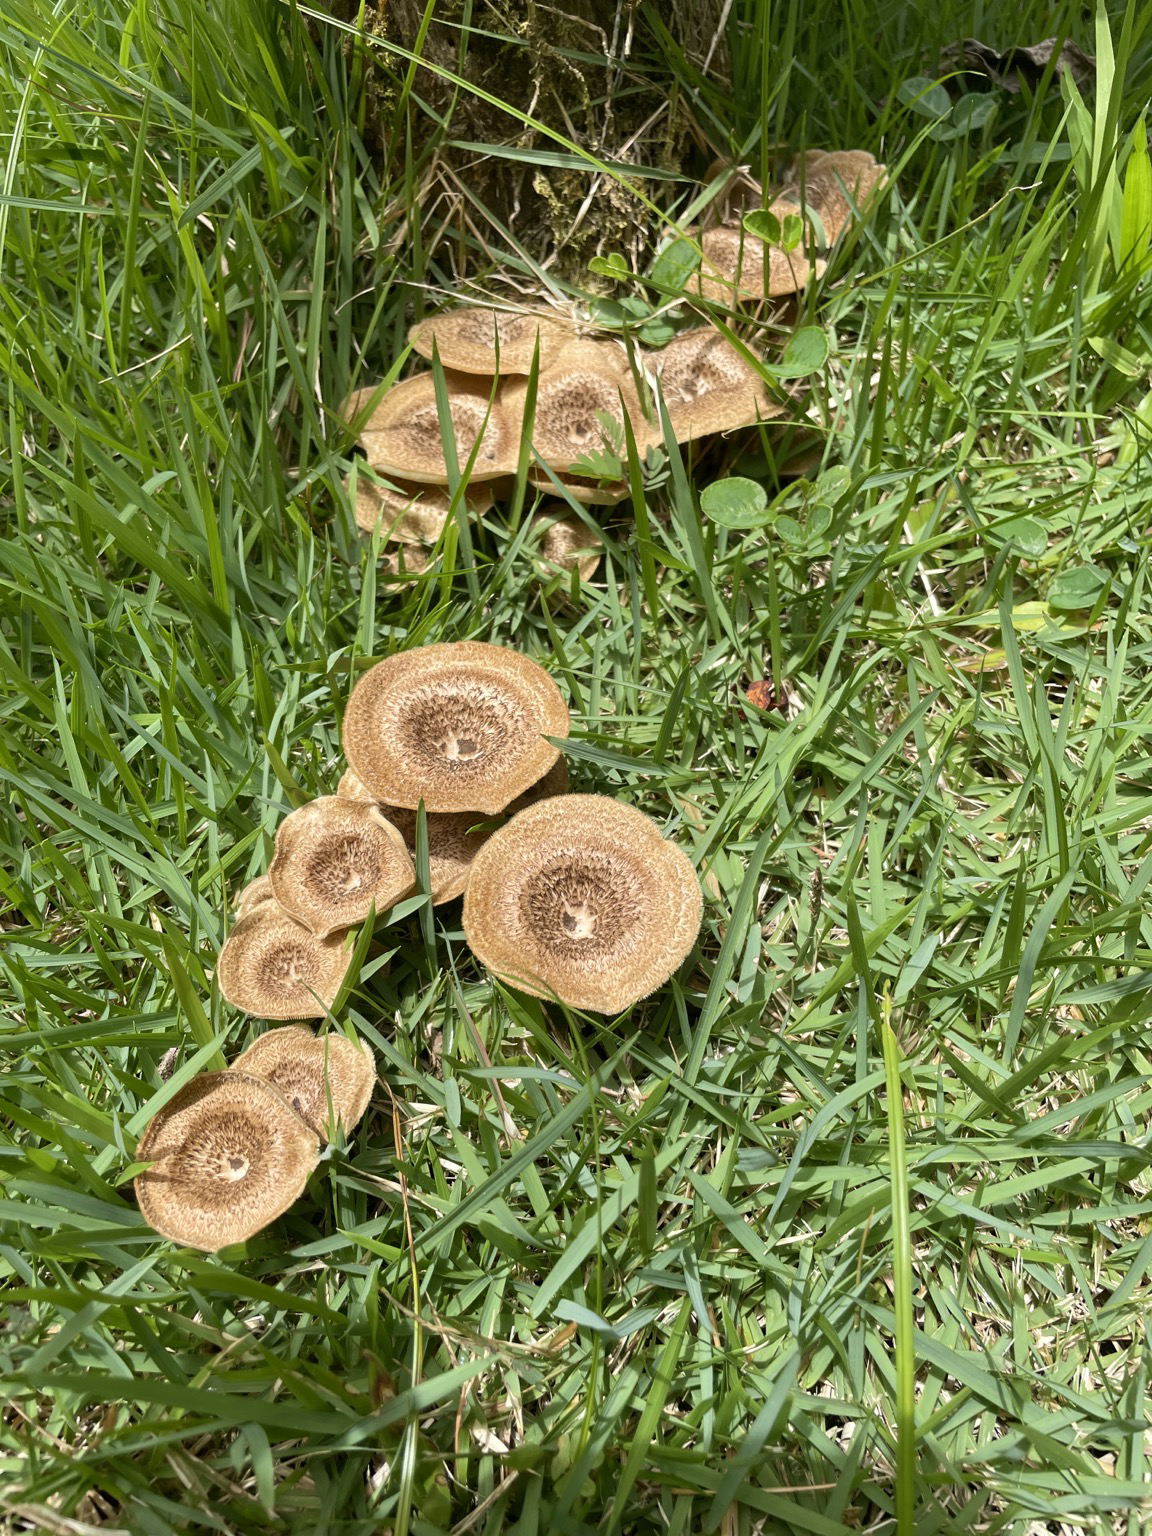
[652,328,785,441]
[134,1071,320,1251]
[349,473,493,543]
[268,796,416,938]
[234,874,275,918]
[694,207,812,303]
[533,510,603,582]
[357,373,519,484]
[527,466,630,505]
[462,794,703,1013]
[500,339,657,473]
[230,1026,377,1139]
[408,305,579,375]
[784,149,887,242]
[343,642,570,815]
[504,755,570,816]
[336,768,378,804]
[217,903,354,1019]
[383,806,497,904]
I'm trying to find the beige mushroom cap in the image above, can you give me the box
[527,466,630,505]
[695,208,813,303]
[785,149,887,242]
[268,796,416,938]
[342,642,570,815]
[134,1071,320,1251]
[501,339,657,474]
[230,1026,378,1139]
[357,373,519,484]
[652,327,785,441]
[217,903,354,1019]
[533,509,603,582]
[234,874,275,919]
[383,806,497,904]
[408,305,579,375]
[462,794,703,1013]
[336,768,378,804]
[348,473,494,543]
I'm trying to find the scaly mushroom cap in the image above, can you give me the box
[527,466,630,505]
[501,339,656,474]
[268,797,416,938]
[234,874,275,918]
[357,373,518,484]
[134,1071,320,1251]
[383,806,497,904]
[694,208,812,303]
[343,642,570,815]
[652,328,784,441]
[349,473,493,542]
[217,904,353,1019]
[336,768,378,804]
[230,1026,377,1139]
[533,510,603,582]
[379,544,432,582]
[408,305,579,375]
[785,149,887,242]
[462,794,703,1013]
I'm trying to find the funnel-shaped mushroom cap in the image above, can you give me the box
[501,340,656,473]
[694,208,812,303]
[409,305,579,375]
[785,149,887,241]
[527,466,629,505]
[343,642,570,815]
[653,328,785,441]
[217,904,353,1019]
[533,510,603,581]
[268,797,416,938]
[231,1026,377,1139]
[462,795,703,1013]
[358,373,518,484]
[234,874,275,918]
[383,807,497,904]
[349,473,493,542]
[134,1071,320,1251]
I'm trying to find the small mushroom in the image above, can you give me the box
[234,874,275,918]
[527,467,630,505]
[134,1071,321,1251]
[342,642,570,815]
[500,339,657,474]
[230,1025,377,1139]
[651,328,784,441]
[268,796,416,938]
[357,373,518,484]
[694,204,812,304]
[408,304,579,375]
[216,903,354,1019]
[384,806,498,904]
[462,794,703,1013]
[348,473,493,543]
[532,508,603,582]
[784,149,887,243]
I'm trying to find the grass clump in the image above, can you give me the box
[3,0,1152,1533]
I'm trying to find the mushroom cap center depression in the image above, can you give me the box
[303,830,383,898]
[265,937,323,993]
[519,851,643,956]
[183,1112,263,1202]
[399,681,524,775]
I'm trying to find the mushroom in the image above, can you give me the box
[342,641,570,815]
[505,754,570,815]
[134,1071,320,1251]
[694,203,812,304]
[230,1025,377,1139]
[356,373,518,484]
[336,768,378,804]
[784,149,887,243]
[348,472,493,543]
[234,874,275,918]
[527,467,630,505]
[500,339,657,475]
[651,327,784,441]
[268,796,416,938]
[384,806,498,904]
[532,509,603,582]
[461,794,703,1013]
[216,902,354,1019]
[408,304,579,375]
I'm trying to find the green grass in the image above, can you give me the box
[3,0,1152,1531]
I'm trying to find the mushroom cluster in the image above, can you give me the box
[343,149,886,570]
[134,1026,376,1250]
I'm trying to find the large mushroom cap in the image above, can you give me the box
[652,328,784,441]
[134,1071,320,1251]
[408,305,579,375]
[383,806,498,904]
[462,794,703,1013]
[358,373,518,484]
[500,339,657,474]
[217,903,353,1019]
[785,149,887,242]
[349,473,493,543]
[342,642,570,815]
[268,796,416,938]
[230,1026,378,1139]
[234,874,275,918]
